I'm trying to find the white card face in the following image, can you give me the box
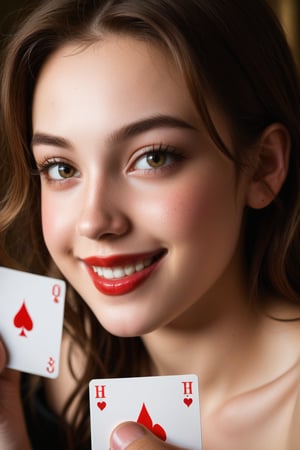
[89,375,202,450]
[0,266,66,378]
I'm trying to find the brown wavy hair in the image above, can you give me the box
[1,0,300,448]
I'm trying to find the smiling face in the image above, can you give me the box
[32,35,252,337]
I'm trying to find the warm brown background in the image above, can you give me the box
[0,0,299,65]
[0,0,38,35]
[268,0,300,65]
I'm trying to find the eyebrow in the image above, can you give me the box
[31,114,197,149]
[31,133,70,148]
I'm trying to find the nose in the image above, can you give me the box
[77,179,130,240]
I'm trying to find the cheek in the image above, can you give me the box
[159,191,207,238]
[41,193,73,251]
[141,181,227,237]
[137,176,243,246]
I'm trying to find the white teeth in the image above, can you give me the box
[103,267,113,279]
[93,266,103,276]
[124,265,135,276]
[113,267,125,279]
[92,258,154,280]
[135,262,144,272]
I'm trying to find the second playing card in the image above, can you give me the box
[0,266,66,378]
[89,374,202,450]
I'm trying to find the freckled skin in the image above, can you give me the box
[32,36,250,337]
[32,35,300,449]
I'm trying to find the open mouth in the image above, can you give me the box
[84,249,166,296]
[91,251,164,280]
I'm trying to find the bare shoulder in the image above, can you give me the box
[264,299,300,449]
[43,332,87,420]
[207,300,300,450]
[288,368,300,449]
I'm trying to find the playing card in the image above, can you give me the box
[89,374,202,450]
[0,266,66,378]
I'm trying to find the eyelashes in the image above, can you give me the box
[34,143,185,183]
[36,158,79,181]
[34,157,79,184]
[129,144,184,173]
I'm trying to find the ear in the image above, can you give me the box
[246,123,290,209]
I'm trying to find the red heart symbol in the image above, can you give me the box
[184,398,193,407]
[97,401,107,411]
[152,424,167,441]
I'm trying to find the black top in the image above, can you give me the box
[22,375,67,450]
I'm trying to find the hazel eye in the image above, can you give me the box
[47,163,78,180]
[145,152,167,168]
[133,147,181,171]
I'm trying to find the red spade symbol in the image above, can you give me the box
[137,403,167,441]
[13,301,33,337]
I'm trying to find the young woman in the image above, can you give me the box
[1,0,300,449]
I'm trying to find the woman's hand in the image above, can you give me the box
[110,422,186,450]
[0,339,32,450]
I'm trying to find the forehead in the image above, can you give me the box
[32,35,201,135]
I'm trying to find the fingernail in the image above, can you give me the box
[110,422,145,450]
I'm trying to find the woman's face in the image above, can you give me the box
[32,35,252,337]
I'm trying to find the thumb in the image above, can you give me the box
[110,421,185,450]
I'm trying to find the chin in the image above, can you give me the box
[98,314,158,338]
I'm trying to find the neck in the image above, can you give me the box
[142,276,264,414]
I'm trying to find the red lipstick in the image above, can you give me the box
[83,250,165,296]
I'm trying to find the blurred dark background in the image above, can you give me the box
[0,0,38,35]
[0,0,299,65]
